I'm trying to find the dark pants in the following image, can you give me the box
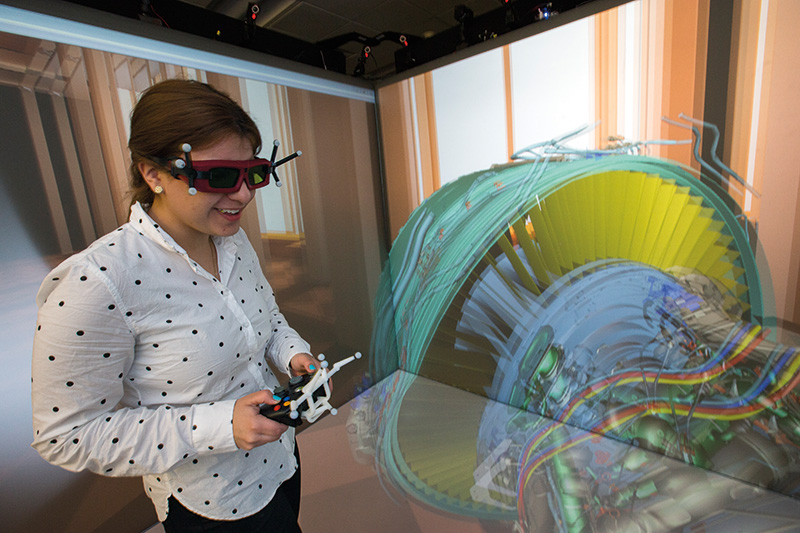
[163,446,302,533]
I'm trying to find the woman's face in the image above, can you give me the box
[146,134,257,249]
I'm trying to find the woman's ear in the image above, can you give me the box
[138,160,164,192]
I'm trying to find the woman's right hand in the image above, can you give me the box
[232,390,289,450]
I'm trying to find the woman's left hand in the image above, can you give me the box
[288,352,319,376]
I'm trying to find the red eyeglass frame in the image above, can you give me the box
[171,158,273,193]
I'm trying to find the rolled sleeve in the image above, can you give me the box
[190,400,238,453]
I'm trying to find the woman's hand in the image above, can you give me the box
[288,352,333,395]
[232,390,289,450]
[288,352,319,376]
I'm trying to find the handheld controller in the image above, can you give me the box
[260,352,361,427]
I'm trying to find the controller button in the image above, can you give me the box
[273,405,280,411]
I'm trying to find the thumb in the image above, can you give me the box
[243,389,278,407]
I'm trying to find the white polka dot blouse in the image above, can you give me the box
[31,202,311,522]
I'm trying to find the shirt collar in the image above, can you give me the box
[129,201,188,255]
[129,202,239,283]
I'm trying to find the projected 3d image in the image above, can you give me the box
[354,130,800,530]
[3,0,800,531]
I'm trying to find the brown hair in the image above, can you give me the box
[127,79,262,207]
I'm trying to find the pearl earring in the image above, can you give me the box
[154,185,163,194]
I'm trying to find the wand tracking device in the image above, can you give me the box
[260,352,362,427]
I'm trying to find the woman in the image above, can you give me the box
[31,79,315,532]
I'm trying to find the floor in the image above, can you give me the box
[146,370,800,533]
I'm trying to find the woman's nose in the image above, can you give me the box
[229,176,255,203]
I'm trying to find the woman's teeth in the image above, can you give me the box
[218,208,240,214]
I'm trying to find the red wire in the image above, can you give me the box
[150,4,170,28]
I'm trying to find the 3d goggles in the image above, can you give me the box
[170,158,273,194]
[154,141,300,195]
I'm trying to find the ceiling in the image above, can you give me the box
[176,0,557,79]
[28,0,596,80]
